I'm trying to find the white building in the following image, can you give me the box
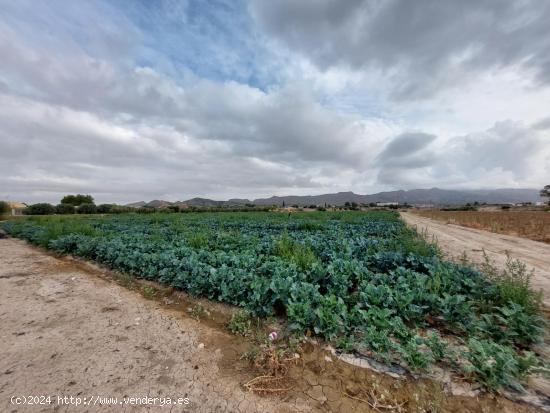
[376,202,399,207]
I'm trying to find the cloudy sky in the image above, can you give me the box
[1,0,549,204]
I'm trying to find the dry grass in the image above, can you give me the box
[414,210,550,243]
[243,346,298,395]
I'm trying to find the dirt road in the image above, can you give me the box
[401,212,550,307]
[0,237,312,413]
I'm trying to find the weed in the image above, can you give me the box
[241,346,260,363]
[481,251,542,313]
[189,303,205,321]
[187,231,209,249]
[115,272,136,289]
[274,232,317,270]
[426,331,447,362]
[227,310,252,336]
[141,285,156,299]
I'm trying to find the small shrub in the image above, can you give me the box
[481,251,542,313]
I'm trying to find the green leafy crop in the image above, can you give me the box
[1,210,545,392]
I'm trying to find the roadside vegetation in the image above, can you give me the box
[1,211,546,392]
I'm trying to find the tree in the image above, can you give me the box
[23,203,55,215]
[0,201,9,215]
[541,185,550,205]
[61,194,94,206]
[77,203,97,214]
[97,204,115,213]
[55,203,75,214]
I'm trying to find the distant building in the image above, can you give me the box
[376,202,399,207]
[7,201,27,216]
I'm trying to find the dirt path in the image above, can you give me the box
[401,212,550,307]
[0,237,312,413]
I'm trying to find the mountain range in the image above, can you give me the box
[125,188,543,208]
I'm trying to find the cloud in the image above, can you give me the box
[250,0,550,99]
[376,132,436,185]
[533,117,550,131]
[375,122,549,188]
[377,132,436,164]
[0,1,549,204]
[435,121,546,184]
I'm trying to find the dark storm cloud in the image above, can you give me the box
[377,132,436,163]
[250,0,550,99]
[376,132,436,184]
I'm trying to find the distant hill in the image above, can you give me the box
[125,188,542,208]
[254,188,542,206]
[227,198,251,204]
[125,201,147,208]
[182,197,226,207]
[147,199,173,208]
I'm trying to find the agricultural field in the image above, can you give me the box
[413,210,550,244]
[1,211,547,394]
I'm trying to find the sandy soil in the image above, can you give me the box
[1,235,546,413]
[401,212,550,307]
